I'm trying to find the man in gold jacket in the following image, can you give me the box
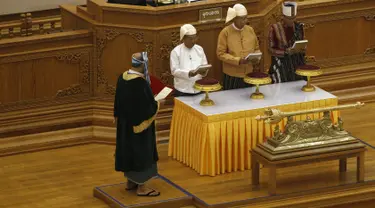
[217,3,261,90]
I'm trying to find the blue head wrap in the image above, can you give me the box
[131,52,150,84]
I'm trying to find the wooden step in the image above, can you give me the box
[333,85,375,104]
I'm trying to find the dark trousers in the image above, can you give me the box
[223,74,252,90]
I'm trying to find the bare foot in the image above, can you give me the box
[136,185,160,196]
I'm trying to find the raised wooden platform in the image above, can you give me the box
[94,178,192,208]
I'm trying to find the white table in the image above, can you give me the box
[176,80,336,116]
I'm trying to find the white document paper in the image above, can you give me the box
[154,87,173,101]
[192,64,212,77]
[292,40,308,50]
[192,64,212,73]
[245,52,262,60]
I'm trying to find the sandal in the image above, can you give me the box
[137,189,160,197]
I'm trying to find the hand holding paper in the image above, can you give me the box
[245,52,262,61]
[192,64,212,77]
[154,87,173,101]
[291,40,308,52]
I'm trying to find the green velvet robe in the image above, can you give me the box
[114,71,159,173]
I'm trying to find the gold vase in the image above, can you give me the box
[194,82,222,106]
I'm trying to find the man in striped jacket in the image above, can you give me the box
[268,1,306,83]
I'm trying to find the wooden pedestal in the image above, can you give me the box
[251,146,367,196]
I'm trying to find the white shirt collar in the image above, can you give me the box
[232,23,244,31]
[182,43,194,50]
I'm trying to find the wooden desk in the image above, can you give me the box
[60,0,375,93]
[251,147,366,195]
[60,0,278,93]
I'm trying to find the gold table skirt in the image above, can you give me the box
[168,98,339,176]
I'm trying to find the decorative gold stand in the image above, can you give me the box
[194,80,221,106]
[243,73,272,99]
[251,102,366,195]
[254,102,365,159]
[295,65,323,92]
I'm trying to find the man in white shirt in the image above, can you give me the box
[170,24,209,97]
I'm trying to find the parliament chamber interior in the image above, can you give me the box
[1,0,375,207]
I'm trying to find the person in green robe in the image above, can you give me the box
[114,52,160,197]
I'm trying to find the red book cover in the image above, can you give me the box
[149,75,174,96]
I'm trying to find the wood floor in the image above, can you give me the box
[1,103,375,208]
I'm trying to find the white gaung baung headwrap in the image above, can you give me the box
[131,52,150,84]
[225,4,248,23]
[282,1,298,17]
[180,24,197,41]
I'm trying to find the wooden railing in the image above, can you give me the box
[0,13,62,39]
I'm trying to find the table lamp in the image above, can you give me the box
[194,78,221,106]
[243,72,272,99]
[295,65,323,92]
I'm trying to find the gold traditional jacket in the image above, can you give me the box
[217,24,260,78]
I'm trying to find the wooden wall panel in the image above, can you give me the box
[0,58,80,103]
[101,33,148,86]
[94,27,155,96]
[60,5,93,30]
[0,30,93,112]
[304,17,375,60]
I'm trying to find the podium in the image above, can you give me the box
[60,0,279,95]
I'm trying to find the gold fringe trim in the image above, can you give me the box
[133,101,160,133]
[123,71,145,81]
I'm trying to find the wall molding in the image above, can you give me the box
[0,46,92,109]
[312,53,375,69]
[0,98,172,144]
[300,8,375,24]
[0,45,91,64]
[298,0,366,9]
[0,125,170,157]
